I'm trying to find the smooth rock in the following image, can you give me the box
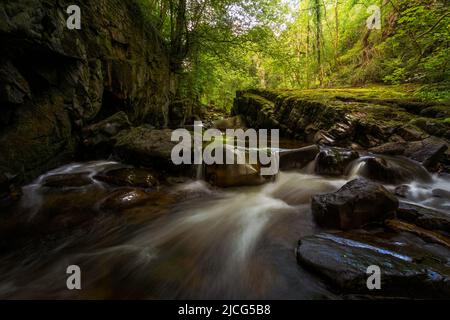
[279,145,320,170]
[360,156,432,184]
[385,219,450,249]
[205,163,268,188]
[404,137,448,169]
[311,178,398,230]
[296,232,450,298]
[100,189,154,212]
[395,185,412,198]
[43,173,93,188]
[315,147,359,176]
[432,189,450,200]
[94,168,158,189]
[113,127,191,170]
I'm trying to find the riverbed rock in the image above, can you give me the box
[369,142,408,156]
[43,173,93,188]
[369,137,448,172]
[94,168,158,189]
[404,137,448,170]
[432,189,450,200]
[279,145,320,170]
[314,148,359,176]
[205,163,268,188]
[385,219,450,249]
[296,232,450,298]
[396,126,428,142]
[397,202,450,235]
[395,185,412,198]
[311,178,398,230]
[100,189,155,212]
[113,127,191,171]
[360,156,432,184]
[82,112,131,156]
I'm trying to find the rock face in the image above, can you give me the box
[0,0,171,181]
[296,232,450,298]
[311,179,398,230]
[232,89,449,172]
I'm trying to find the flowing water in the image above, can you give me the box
[0,153,449,299]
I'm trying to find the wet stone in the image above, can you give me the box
[94,168,159,189]
[296,231,450,298]
[311,178,398,230]
[100,189,155,212]
[43,173,93,188]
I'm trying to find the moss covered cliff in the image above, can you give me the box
[0,0,171,181]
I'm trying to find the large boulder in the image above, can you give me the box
[113,127,191,171]
[279,145,320,170]
[359,156,432,184]
[204,145,272,188]
[296,232,450,298]
[385,219,450,249]
[314,147,359,176]
[311,178,398,230]
[205,163,268,188]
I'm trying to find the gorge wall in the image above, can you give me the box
[0,0,171,181]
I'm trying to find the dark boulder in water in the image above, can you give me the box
[43,173,93,188]
[94,168,159,189]
[395,185,412,198]
[279,145,320,170]
[113,127,191,172]
[314,147,359,177]
[359,155,432,185]
[398,202,450,235]
[369,137,448,172]
[205,162,268,188]
[100,189,155,212]
[311,178,398,230]
[296,231,450,298]
[432,189,450,200]
[404,137,448,170]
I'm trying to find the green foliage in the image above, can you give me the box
[135,0,450,109]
